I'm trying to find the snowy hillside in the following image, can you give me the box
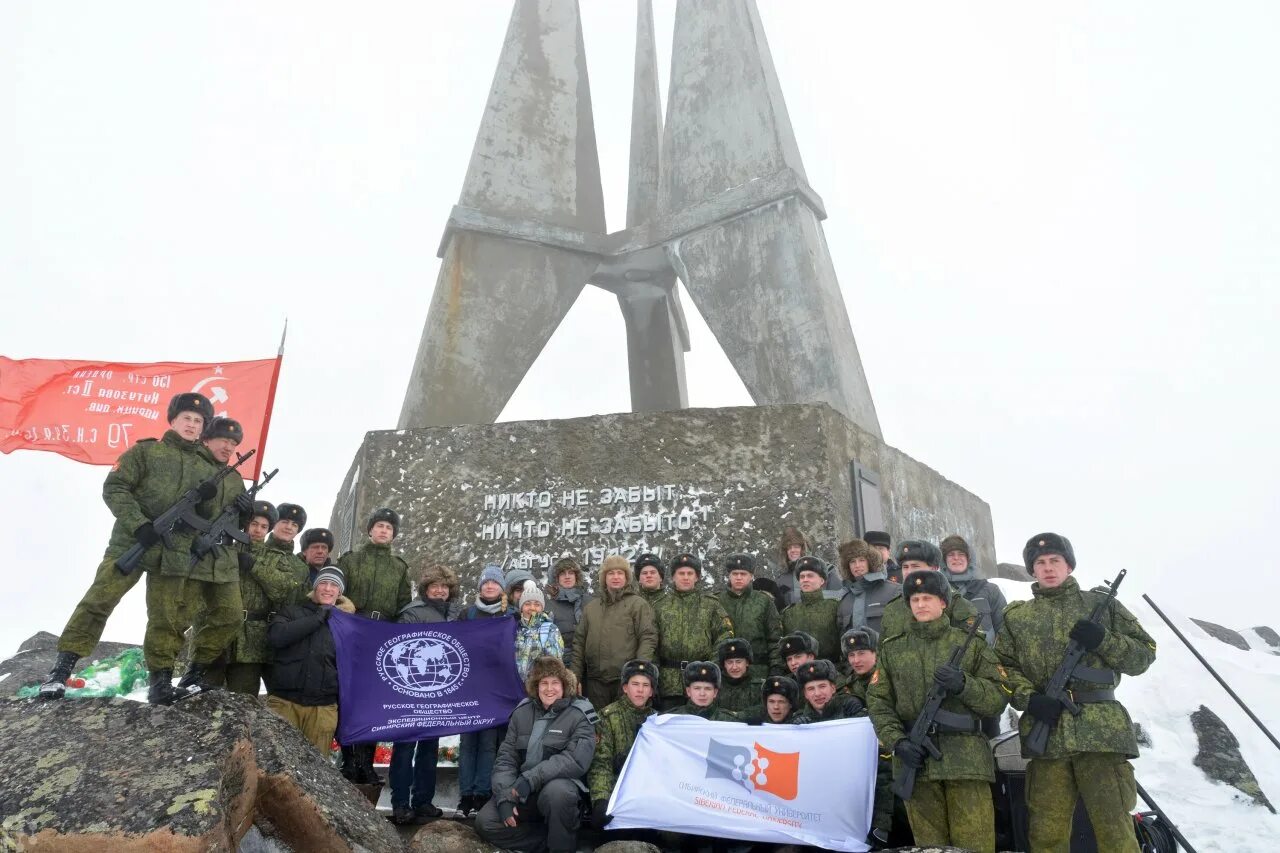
[992,578,1280,851]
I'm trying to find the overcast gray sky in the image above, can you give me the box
[3,1,1278,660]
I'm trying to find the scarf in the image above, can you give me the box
[556,587,584,623]
[473,594,506,615]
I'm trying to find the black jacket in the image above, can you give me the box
[265,597,352,706]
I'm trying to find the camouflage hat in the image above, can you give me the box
[276,503,307,528]
[716,637,754,665]
[247,500,277,529]
[300,528,335,551]
[634,552,666,578]
[166,392,214,425]
[761,675,798,705]
[682,660,721,689]
[841,627,878,655]
[367,506,400,537]
[795,659,839,687]
[202,416,243,444]
[723,553,756,575]
[1023,532,1076,575]
[898,540,942,568]
[670,553,702,575]
[620,658,659,689]
[904,569,950,603]
[793,555,827,579]
[779,631,818,658]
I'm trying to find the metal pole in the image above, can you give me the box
[1136,780,1198,853]
[1143,594,1280,752]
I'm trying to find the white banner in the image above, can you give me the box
[606,715,879,852]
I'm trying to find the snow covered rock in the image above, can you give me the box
[1190,705,1275,814]
[1191,619,1250,651]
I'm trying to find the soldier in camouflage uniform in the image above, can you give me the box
[779,631,818,675]
[878,540,979,641]
[652,554,733,709]
[267,502,306,557]
[780,556,842,662]
[633,552,667,607]
[145,415,250,704]
[793,659,863,722]
[839,627,897,849]
[997,533,1156,853]
[667,661,739,721]
[588,659,659,832]
[200,499,309,695]
[714,638,762,717]
[752,675,800,724]
[868,570,1008,853]
[337,506,413,781]
[40,393,218,700]
[714,553,782,678]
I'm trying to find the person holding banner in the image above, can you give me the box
[474,655,597,853]
[751,674,800,724]
[794,659,864,723]
[456,565,515,818]
[867,569,1007,853]
[713,638,762,716]
[778,630,818,675]
[39,392,217,700]
[668,661,740,721]
[587,659,659,834]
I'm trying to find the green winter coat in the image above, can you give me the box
[179,444,246,584]
[639,587,667,608]
[196,539,309,664]
[995,575,1156,760]
[588,698,656,801]
[716,586,783,677]
[668,702,740,722]
[718,674,764,715]
[780,589,841,662]
[879,585,979,642]
[868,615,1008,784]
[570,586,659,686]
[652,589,734,698]
[841,669,874,705]
[101,430,218,574]
[794,692,864,724]
[337,542,412,620]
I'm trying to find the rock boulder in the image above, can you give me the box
[1190,704,1275,813]
[1,632,137,698]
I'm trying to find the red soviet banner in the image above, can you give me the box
[0,357,281,480]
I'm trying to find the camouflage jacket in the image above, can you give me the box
[667,701,740,722]
[220,539,309,663]
[716,587,783,677]
[639,587,667,608]
[840,669,874,705]
[868,615,1008,783]
[101,430,218,574]
[587,698,656,801]
[718,674,764,715]
[879,585,979,641]
[781,589,842,662]
[652,589,734,698]
[337,542,412,620]
[177,444,247,584]
[793,693,865,724]
[995,576,1156,759]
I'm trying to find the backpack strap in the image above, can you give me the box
[571,697,600,726]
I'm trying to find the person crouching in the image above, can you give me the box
[474,655,598,853]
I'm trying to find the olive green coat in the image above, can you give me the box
[231,541,310,663]
[570,587,659,686]
[337,542,412,620]
[668,702,739,722]
[841,669,874,705]
[588,698,656,801]
[716,586,783,677]
[718,674,764,715]
[868,616,1008,783]
[101,430,218,574]
[652,589,734,698]
[639,587,667,607]
[180,444,246,584]
[879,586,979,642]
[780,589,841,662]
[995,575,1156,760]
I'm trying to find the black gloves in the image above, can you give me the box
[1026,693,1064,725]
[497,800,517,823]
[592,799,613,829]
[893,738,927,769]
[234,492,254,513]
[1069,619,1105,651]
[512,776,532,803]
[134,522,161,547]
[196,480,218,500]
[933,663,966,696]
[237,552,256,572]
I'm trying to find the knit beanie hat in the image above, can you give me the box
[479,564,506,589]
[520,580,546,609]
[313,566,345,593]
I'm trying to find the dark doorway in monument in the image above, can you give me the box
[850,462,884,536]
[498,280,752,423]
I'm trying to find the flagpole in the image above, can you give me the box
[254,319,287,477]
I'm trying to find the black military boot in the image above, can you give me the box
[148,669,180,705]
[340,745,359,781]
[176,662,214,696]
[37,652,80,701]
[357,743,382,785]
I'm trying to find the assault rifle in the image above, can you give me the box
[1024,568,1127,756]
[891,617,982,800]
[114,449,256,576]
[188,467,279,566]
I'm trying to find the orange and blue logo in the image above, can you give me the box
[705,738,800,801]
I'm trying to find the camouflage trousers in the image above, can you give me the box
[904,778,994,853]
[144,574,242,671]
[1027,753,1139,853]
[58,554,143,657]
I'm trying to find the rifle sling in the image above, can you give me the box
[243,609,274,622]
[1070,665,1117,685]
[930,708,980,734]
[1067,689,1115,703]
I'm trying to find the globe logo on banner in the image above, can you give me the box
[376,631,471,698]
[705,738,800,801]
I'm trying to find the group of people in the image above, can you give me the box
[37,391,1160,853]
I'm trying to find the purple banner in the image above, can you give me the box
[329,611,526,743]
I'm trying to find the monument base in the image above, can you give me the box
[330,404,995,585]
